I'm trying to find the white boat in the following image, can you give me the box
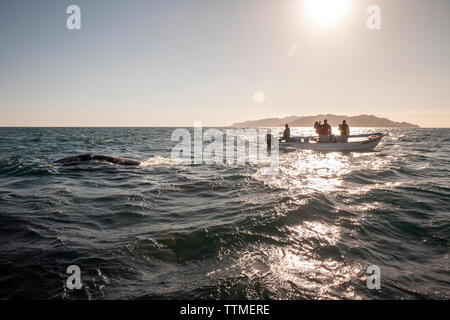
[276,133,386,152]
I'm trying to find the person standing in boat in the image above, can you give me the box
[314,121,319,135]
[319,119,331,143]
[283,124,291,141]
[340,120,350,142]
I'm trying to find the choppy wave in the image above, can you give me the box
[0,127,448,299]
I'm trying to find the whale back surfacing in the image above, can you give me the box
[55,154,140,166]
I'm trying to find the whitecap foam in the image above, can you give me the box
[139,155,182,168]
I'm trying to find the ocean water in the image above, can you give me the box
[0,127,448,300]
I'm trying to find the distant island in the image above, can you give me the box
[231,114,419,128]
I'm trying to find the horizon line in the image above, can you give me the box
[1,125,449,129]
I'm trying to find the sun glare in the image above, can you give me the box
[305,0,351,28]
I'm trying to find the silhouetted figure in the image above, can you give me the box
[314,121,321,135]
[283,124,291,140]
[267,132,272,149]
[340,120,350,143]
[319,119,332,143]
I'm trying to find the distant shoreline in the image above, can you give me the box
[231,114,420,128]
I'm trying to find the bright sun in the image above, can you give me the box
[305,0,351,28]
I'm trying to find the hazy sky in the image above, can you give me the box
[0,0,449,127]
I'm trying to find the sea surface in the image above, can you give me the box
[0,127,448,299]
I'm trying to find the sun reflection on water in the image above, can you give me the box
[270,221,361,299]
[256,143,396,198]
[258,150,353,195]
[221,220,363,299]
[244,138,397,298]
[289,221,340,245]
[234,131,399,298]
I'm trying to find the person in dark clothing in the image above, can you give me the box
[314,121,320,135]
[283,124,291,140]
[322,119,331,135]
[319,119,332,142]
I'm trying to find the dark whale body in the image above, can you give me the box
[55,154,140,166]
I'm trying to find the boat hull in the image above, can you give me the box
[279,135,384,152]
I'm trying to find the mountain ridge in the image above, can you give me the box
[231,114,419,128]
